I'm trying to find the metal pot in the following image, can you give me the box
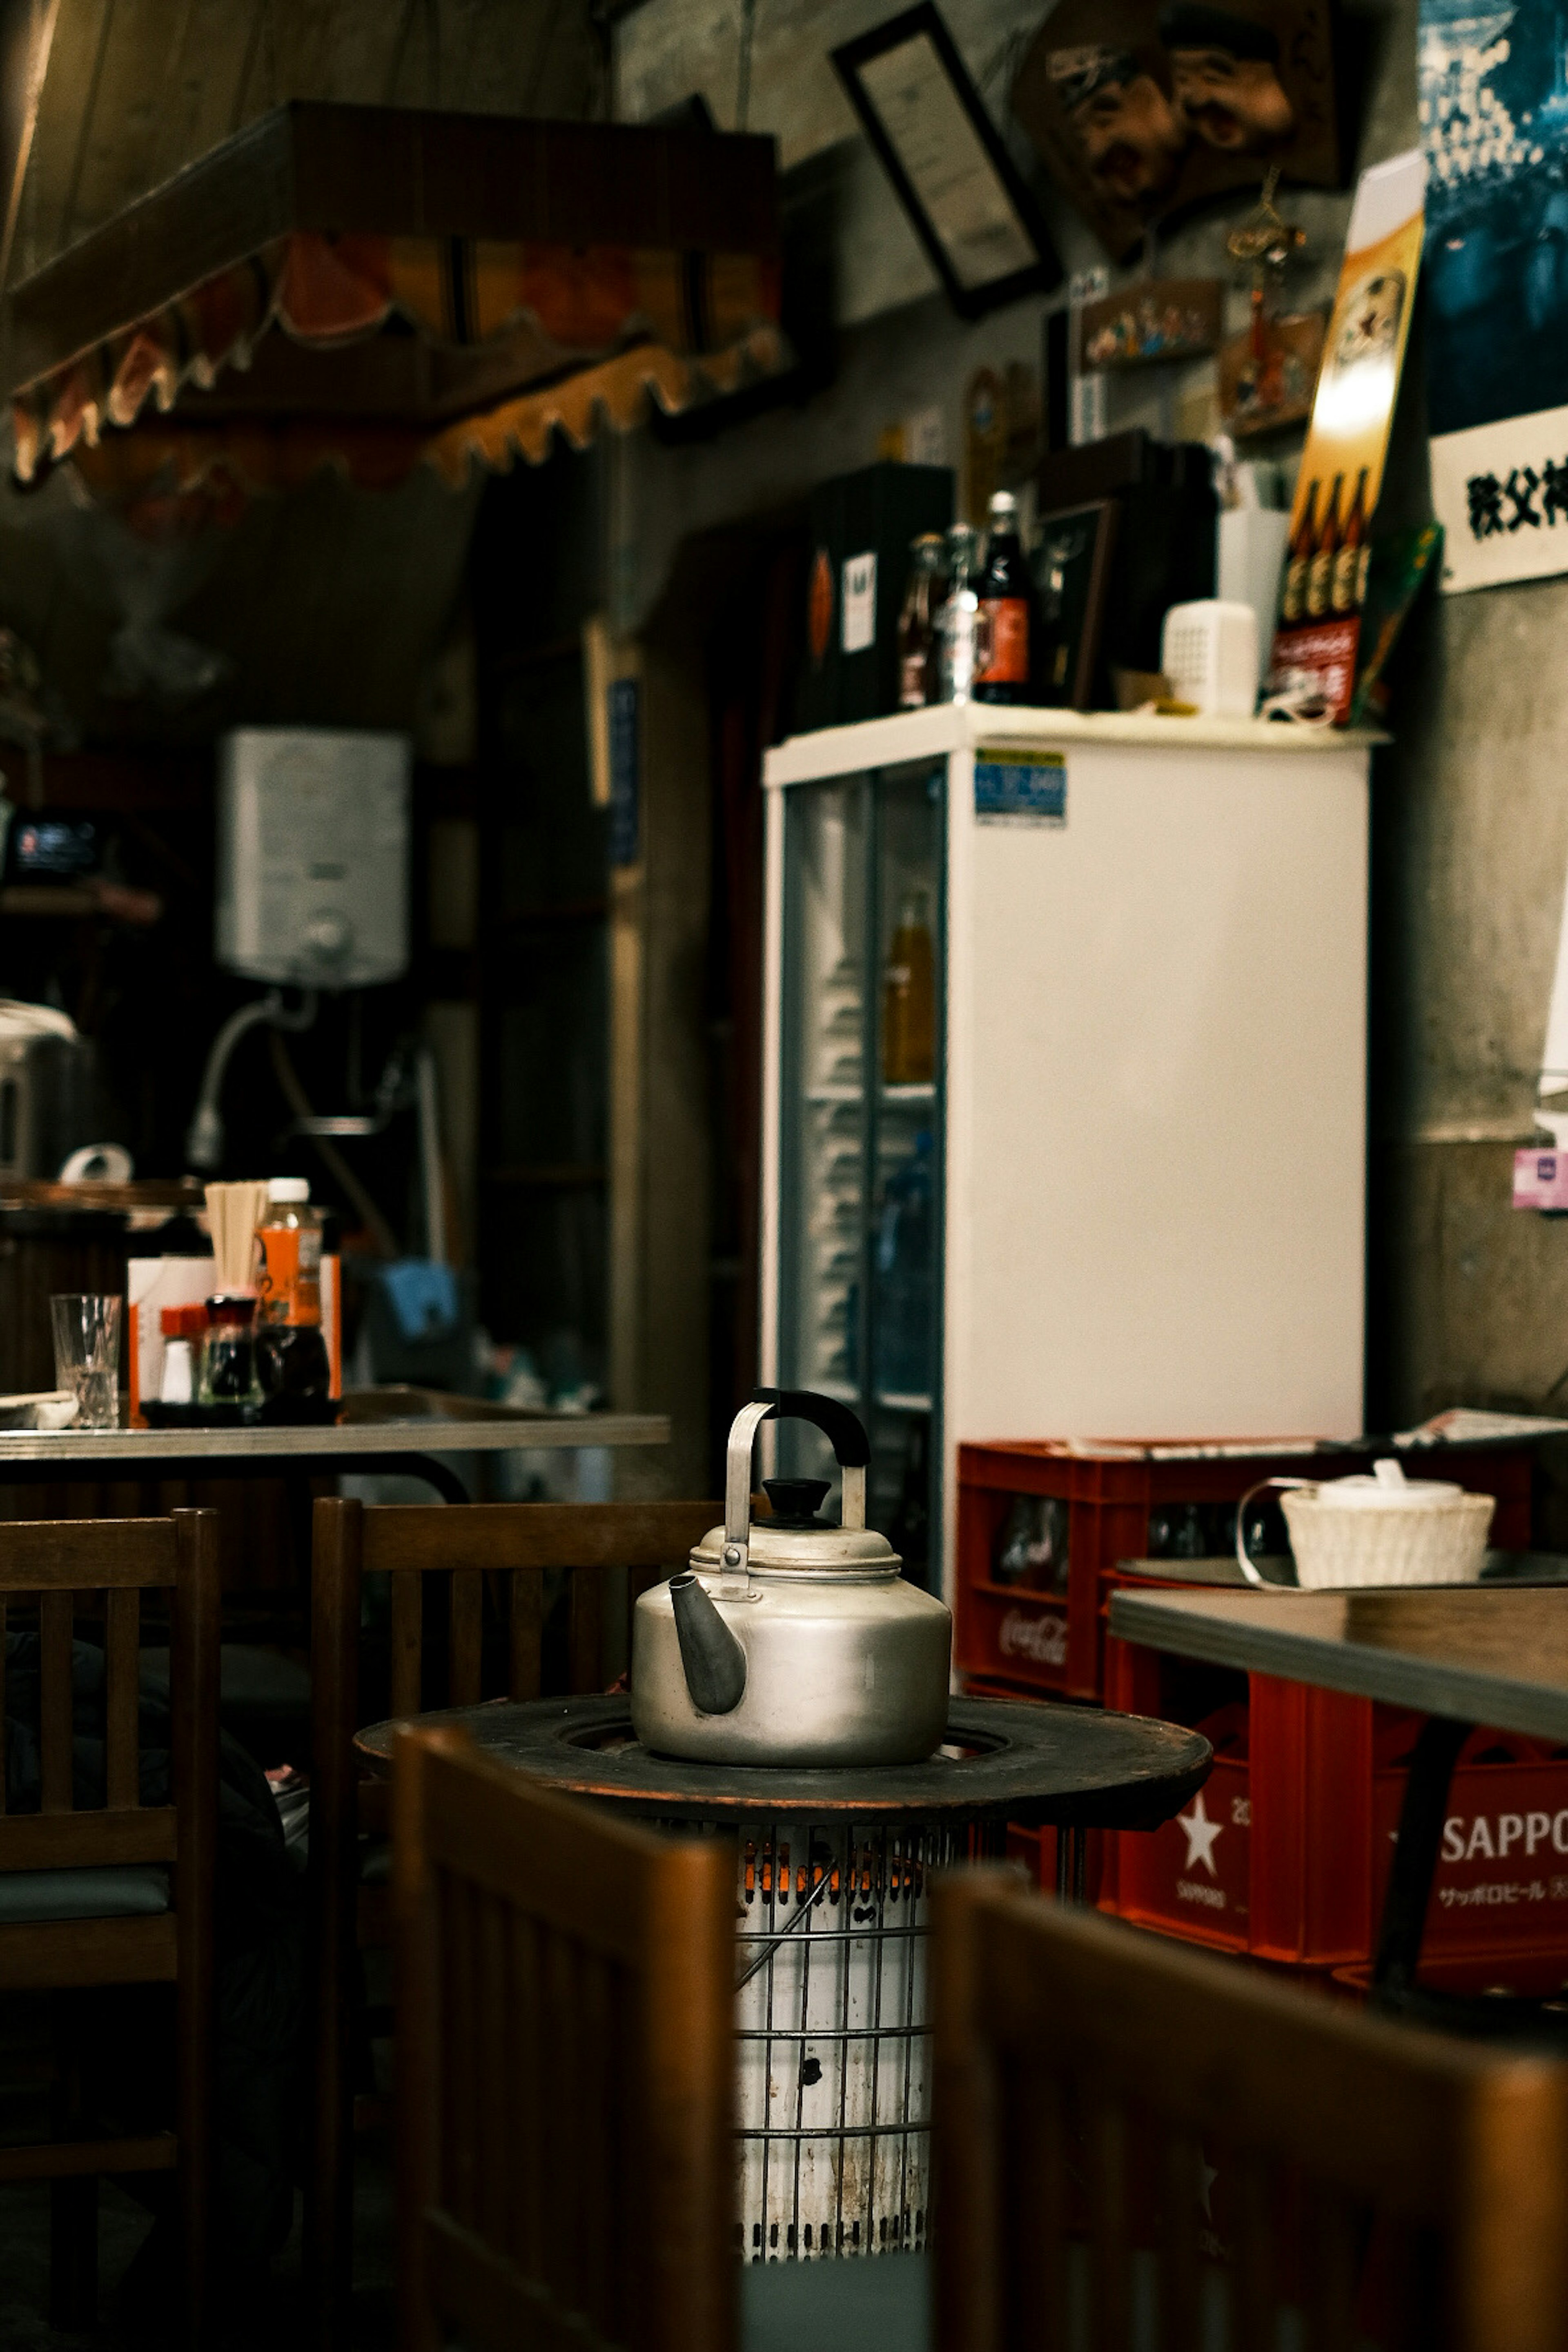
[630,1388,952,1766]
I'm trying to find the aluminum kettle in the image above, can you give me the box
[630,1388,952,1766]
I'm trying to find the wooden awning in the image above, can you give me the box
[6,102,784,491]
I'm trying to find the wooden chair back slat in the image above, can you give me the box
[507,1568,544,1701]
[105,1586,140,1812]
[0,1809,176,1869]
[568,1567,604,1695]
[934,1872,1568,2352]
[1155,2124,1203,2351]
[361,1500,720,1577]
[394,1726,735,2352]
[390,1571,422,1719]
[0,1519,173,1585]
[39,1589,74,1812]
[448,1571,483,1707]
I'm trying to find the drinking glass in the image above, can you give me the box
[49,1294,122,1429]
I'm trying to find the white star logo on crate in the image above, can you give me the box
[1177,1793,1223,1878]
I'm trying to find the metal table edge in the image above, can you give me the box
[1107,1588,1568,1743]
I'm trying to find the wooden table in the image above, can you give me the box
[1108,1583,1568,2024]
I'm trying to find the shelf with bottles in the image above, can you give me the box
[875,1389,934,1413]
[879,1080,935,1105]
[805,1084,865,1105]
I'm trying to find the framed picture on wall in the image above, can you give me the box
[1034,498,1120,708]
[833,3,1062,318]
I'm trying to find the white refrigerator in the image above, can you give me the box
[760,704,1373,1599]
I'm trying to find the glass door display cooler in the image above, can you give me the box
[762,705,1374,1601]
[770,758,944,1588]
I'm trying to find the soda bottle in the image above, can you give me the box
[974,490,1040,704]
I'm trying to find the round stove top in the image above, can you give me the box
[354,1693,1211,1826]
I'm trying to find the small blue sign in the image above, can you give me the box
[974,747,1066,827]
[608,676,640,866]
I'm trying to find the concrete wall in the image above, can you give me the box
[614,0,1568,1430]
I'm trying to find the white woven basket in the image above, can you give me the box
[1281,1485,1493,1589]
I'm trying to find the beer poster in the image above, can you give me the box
[1421,0,1568,594]
[1270,149,1424,721]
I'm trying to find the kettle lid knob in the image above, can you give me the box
[761,1476,831,1526]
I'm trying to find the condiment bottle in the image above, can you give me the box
[883,889,936,1085]
[974,490,1042,705]
[255,1177,330,1401]
[199,1294,261,1405]
[896,534,948,709]
[159,1304,199,1406]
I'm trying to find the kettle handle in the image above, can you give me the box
[722,1389,871,1574]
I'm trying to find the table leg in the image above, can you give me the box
[1372,1714,1471,2002]
[1055,1825,1087,1904]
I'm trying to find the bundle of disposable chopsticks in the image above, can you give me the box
[205,1180,269,1295]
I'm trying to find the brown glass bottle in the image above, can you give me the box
[1307,472,1343,619]
[1281,479,1319,625]
[1332,466,1370,614]
[883,888,935,1085]
[974,491,1042,705]
[897,535,947,708]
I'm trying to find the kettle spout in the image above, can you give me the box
[668,1572,747,1716]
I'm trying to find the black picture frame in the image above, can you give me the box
[832,3,1061,321]
[1034,497,1119,710]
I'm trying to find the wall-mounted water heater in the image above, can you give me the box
[215,727,411,988]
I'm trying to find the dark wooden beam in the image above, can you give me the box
[7,102,779,395]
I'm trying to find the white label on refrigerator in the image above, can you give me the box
[974,746,1066,826]
[841,552,877,654]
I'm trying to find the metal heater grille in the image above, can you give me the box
[725,1811,1003,2262]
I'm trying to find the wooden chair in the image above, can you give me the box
[393,1723,734,2352]
[0,1507,220,2348]
[933,1871,1568,2352]
[307,1493,720,2335]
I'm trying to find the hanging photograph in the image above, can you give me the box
[833,4,1062,318]
[1422,0,1568,592]
[1078,276,1224,367]
[1011,0,1341,263]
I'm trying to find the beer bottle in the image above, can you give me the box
[1281,479,1318,625]
[974,490,1041,705]
[883,888,936,1085]
[1332,468,1370,614]
[1307,472,1343,619]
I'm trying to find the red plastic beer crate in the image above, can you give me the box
[954,1437,1532,1704]
[1100,1608,1568,1969]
